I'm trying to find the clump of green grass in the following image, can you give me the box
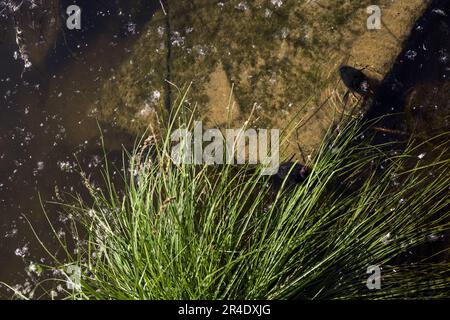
[31,95,450,300]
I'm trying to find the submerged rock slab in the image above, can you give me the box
[94,0,430,155]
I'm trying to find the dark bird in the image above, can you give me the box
[271,162,310,190]
[339,65,375,96]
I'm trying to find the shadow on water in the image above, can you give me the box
[363,0,450,266]
[0,0,160,297]
[366,0,450,141]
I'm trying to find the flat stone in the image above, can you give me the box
[94,0,430,156]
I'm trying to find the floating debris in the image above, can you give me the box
[405,50,418,60]
[432,8,447,17]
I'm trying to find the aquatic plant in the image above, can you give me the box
[13,91,450,300]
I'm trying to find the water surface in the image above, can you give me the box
[0,0,160,298]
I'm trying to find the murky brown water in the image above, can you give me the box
[0,0,160,298]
